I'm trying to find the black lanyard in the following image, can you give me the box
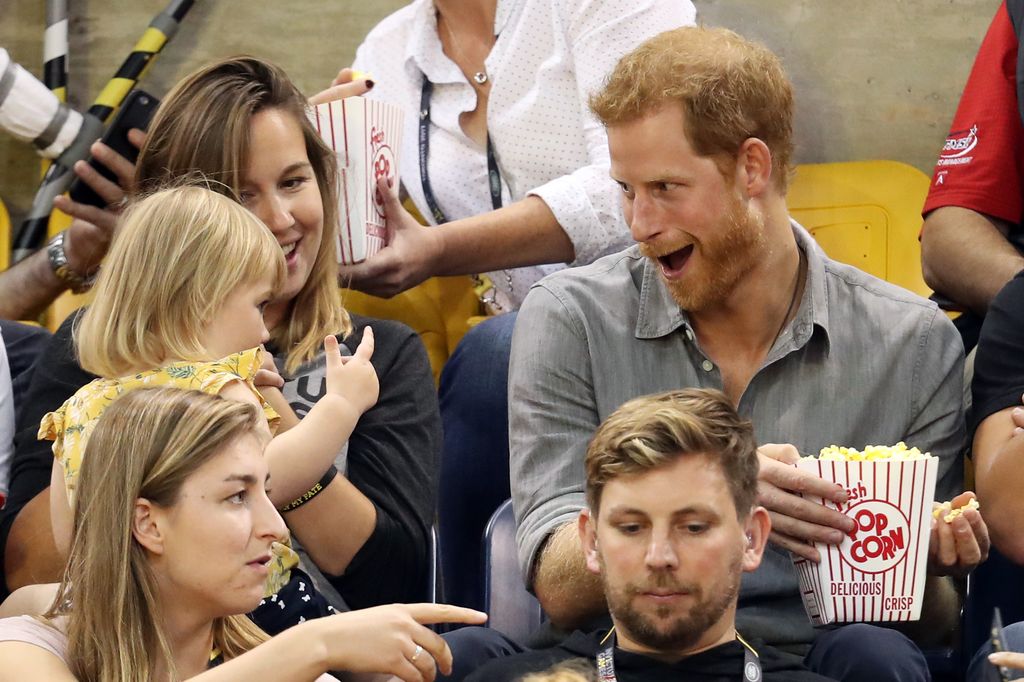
[418,78,503,225]
[596,630,762,682]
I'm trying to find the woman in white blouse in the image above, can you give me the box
[314,0,696,614]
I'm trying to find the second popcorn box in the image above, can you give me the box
[311,97,404,265]
[792,444,938,625]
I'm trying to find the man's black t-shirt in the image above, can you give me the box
[466,630,836,682]
[972,270,1024,434]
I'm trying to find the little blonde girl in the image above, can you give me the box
[41,184,377,597]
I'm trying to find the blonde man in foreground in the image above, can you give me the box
[473,389,833,681]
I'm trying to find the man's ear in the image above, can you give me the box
[578,508,601,576]
[132,498,166,556]
[742,506,772,572]
[734,137,773,198]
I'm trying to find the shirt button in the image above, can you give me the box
[685,328,695,341]
[701,359,714,372]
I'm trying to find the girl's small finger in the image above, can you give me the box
[355,327,375,359]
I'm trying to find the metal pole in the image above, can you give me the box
[41,0,69,179]
[11,0,195,263]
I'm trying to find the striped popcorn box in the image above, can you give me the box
[792,444,938,625]
[310,97,403,264]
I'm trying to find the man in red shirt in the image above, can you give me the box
[922,1,1024,344]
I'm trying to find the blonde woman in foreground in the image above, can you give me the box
[0,387,484,681]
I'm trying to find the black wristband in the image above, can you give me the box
[279,465,338,513]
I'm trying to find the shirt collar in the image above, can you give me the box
[405,0,517,83]
[634,219,832,348]
[406,0,461,85]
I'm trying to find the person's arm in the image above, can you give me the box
[288,320,441,608]
[508,285,606,629]
[191,604,485,682]
[897,303,983,573]
[0,135,138,322]
[338,0,696,299]
[0,642,77,681]
[967,273,1024,563]
[47,461,71,559]
[0,222,102,322]
[0,583,58,618]
[975,409,1024,561]
[921,207,1023,314]
[896,306,978,638]
[532,522,606,630]
[0,604,486,682]
[247,333,378,507]
[1,315,94,592]
[340,182,572,298]
[920,2,1024,313]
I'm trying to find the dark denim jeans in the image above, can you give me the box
[438,312,517,612]
[805,623,930,681]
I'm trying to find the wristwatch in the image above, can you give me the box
[46,231,97,294]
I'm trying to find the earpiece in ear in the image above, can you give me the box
[746,533,753,546]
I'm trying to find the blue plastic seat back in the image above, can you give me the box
[482,499,543,641]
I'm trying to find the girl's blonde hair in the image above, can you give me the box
[134,55,351,373]
[46,387,272,681]
[76,184,286,377]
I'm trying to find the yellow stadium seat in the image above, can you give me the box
[787,160,932,299]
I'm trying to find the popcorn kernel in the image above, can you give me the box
[815,442,932,462]
[932,497,980,523]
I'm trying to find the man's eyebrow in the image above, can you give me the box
[671,505,721,519]
[605,505,648,517]
[605,504,720,517]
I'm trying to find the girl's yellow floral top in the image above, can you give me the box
[39,347,295,594]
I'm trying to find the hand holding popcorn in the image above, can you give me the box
[756,443,855,562]
[928,491,989,578]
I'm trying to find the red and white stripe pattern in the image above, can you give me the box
[310,97,403,264]
[793,457,937,625]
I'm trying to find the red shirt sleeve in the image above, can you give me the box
[923,1,1024,225]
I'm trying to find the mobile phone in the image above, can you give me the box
[68,89,159,208]
[991,608,1024,681]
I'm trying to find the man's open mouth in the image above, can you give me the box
[658,244,694,278]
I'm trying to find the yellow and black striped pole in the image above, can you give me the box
[43,0,68,109]
[86,0,193,126]
[12,0,195,263]
[41,0,69,180]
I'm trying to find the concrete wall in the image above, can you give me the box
[0,0,1001,228]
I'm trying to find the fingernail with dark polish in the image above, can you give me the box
[365,79,375,90]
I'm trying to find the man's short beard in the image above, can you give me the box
[602,553,742,653]
[641,196,768,312]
